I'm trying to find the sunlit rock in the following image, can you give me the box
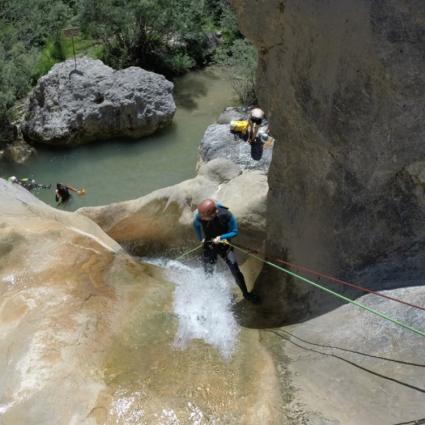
[21,57,176,145]
[0,179,281,423]
[78,158,268,256]
[262,286,425,424]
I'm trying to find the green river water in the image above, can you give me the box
[1,67,236,210]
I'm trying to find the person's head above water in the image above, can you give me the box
[8,176,18,183]
[198,198,217,220]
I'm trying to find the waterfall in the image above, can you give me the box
[147,258,240,360]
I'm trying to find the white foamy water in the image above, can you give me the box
[109,389,146,424]
[144,258,240,360]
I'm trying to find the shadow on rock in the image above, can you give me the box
[232,299,291,329]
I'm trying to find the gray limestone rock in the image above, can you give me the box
[276,286,425,424]
[216,106,248,124]
[21,57,176,145]
[199,123,273,172]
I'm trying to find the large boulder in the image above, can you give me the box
[199,123,273,172]
[78,158,268,255]
[21,57,176,145]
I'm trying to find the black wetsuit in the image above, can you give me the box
[55,185,71,203]
[247,126,268,161]
[193,206,250,299]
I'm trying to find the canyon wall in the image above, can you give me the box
[231,0,425,320]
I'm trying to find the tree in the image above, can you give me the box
[79,0,222,75]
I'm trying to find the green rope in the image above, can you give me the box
[228,242,425,339]
[175,243,202,261]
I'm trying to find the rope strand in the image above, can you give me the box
[227,242,425,339]
[276,258,425,313]
[175,243,202,261]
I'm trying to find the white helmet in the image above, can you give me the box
[8,176,18,183]
[249,108,265,126]
[250,108,265,120]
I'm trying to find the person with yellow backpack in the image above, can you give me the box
[229,107,274,160]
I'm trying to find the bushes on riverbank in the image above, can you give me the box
[0,0,257,140]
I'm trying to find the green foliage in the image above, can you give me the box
[78,0,242,76]
[0,39,37,116]
[32,37,65,81]
[0,0,75,134]
[215,38,258,105]
[0,0,256,134]
[32,35,103,81]
[0,0,73,47]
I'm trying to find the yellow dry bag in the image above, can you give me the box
[230,120,249,135]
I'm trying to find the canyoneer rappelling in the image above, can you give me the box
[193,198,259,303]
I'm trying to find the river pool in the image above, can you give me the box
[1,67,237,210]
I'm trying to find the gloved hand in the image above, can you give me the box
[212,236,221,244]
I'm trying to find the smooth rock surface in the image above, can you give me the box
[264,287,425,424]
[78,158,268,256]
[0,179,280,424]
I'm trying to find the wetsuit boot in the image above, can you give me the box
[223,249,259,303]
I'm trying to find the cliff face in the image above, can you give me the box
[231,0,425,320]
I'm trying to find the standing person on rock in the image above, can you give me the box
[229,107,274,161]
[247,107,270,161]
[193,198,258,303]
